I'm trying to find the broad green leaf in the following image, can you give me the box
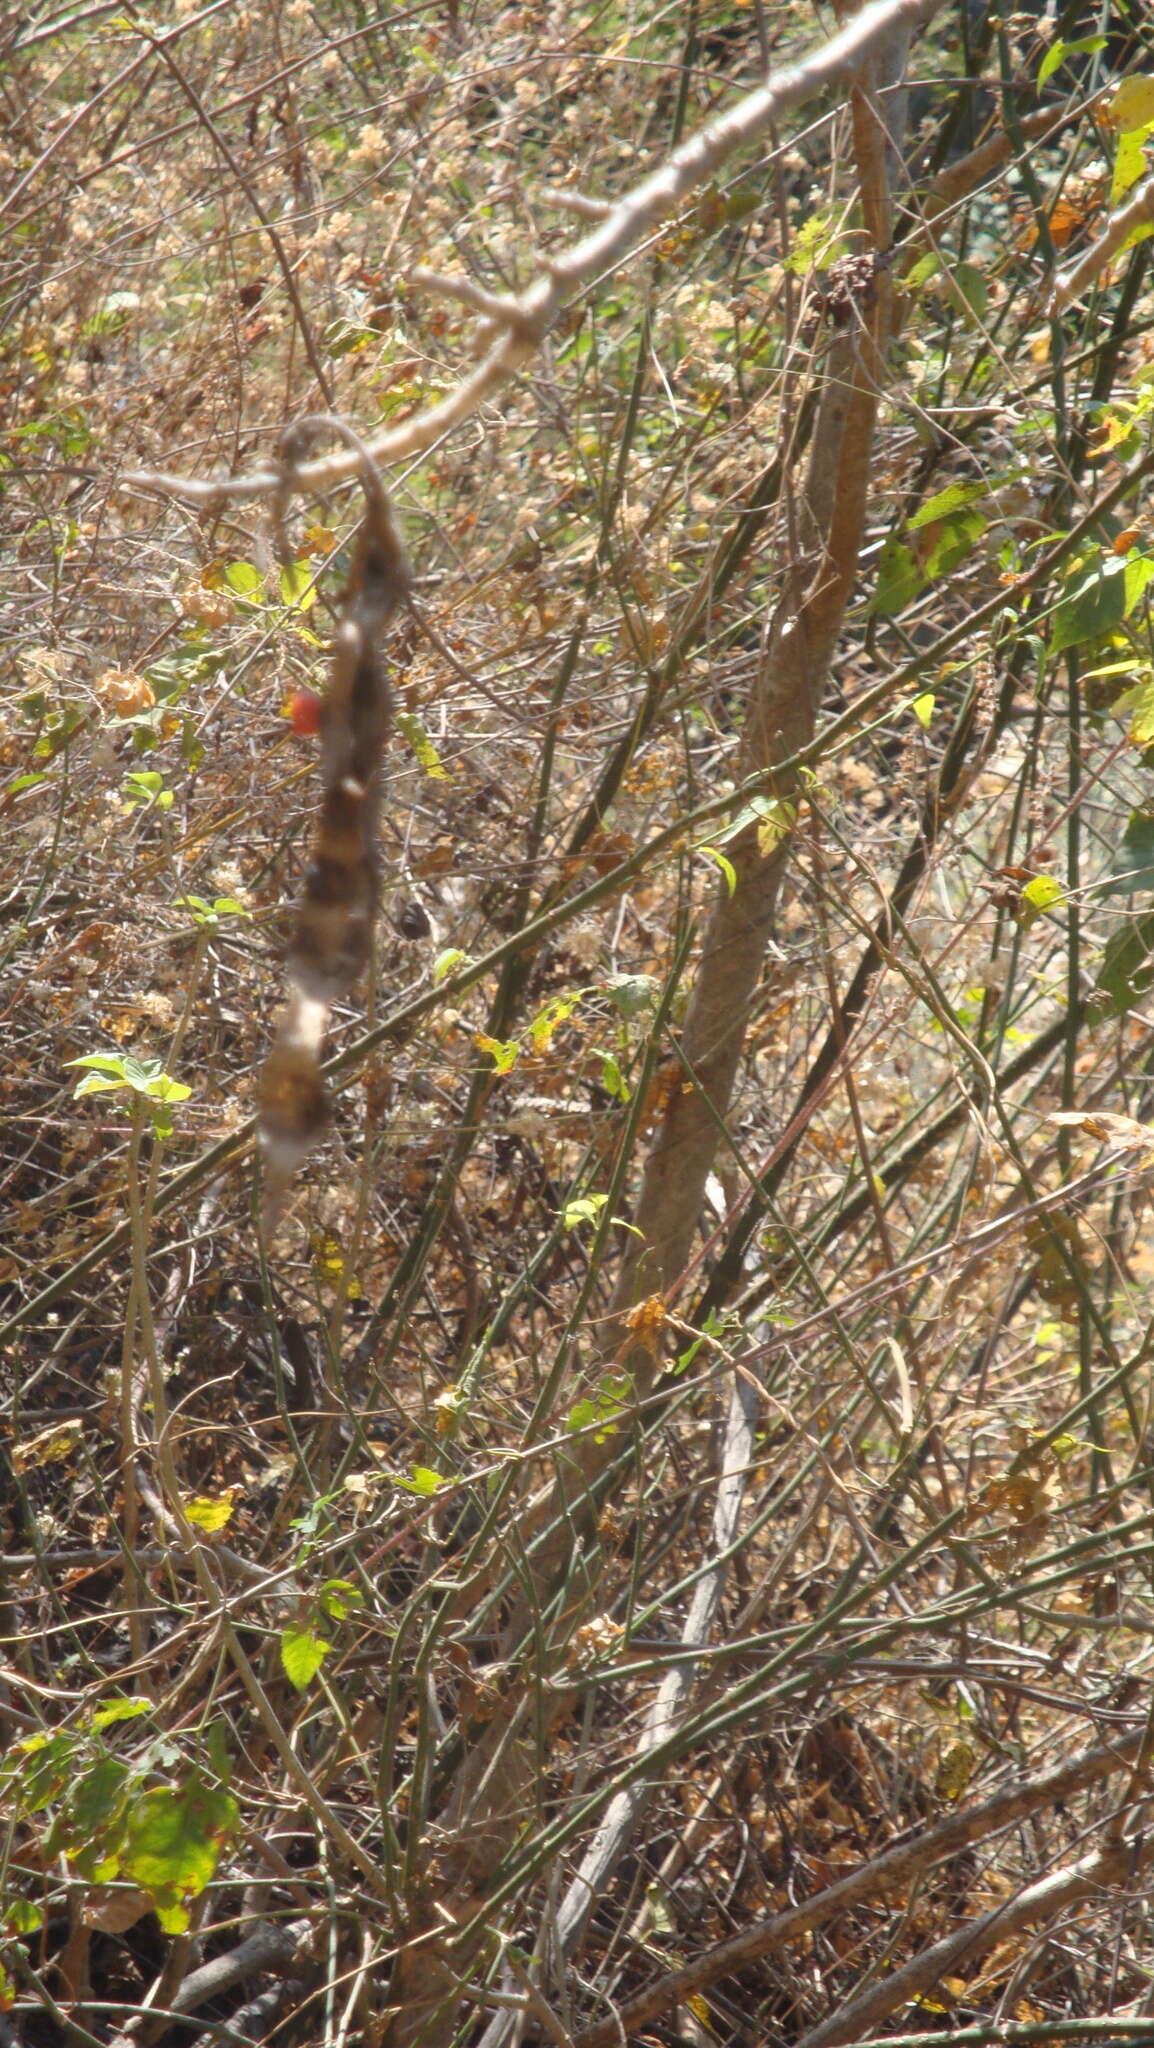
[561,1192,609,1230]
[599,1052,629,1101]
[1095,911,1154,1015]
[1124,554,1154,613]
[908,482,988,531]
[922,507,987,580]
[947,261,988,325]
[1112,126,1150,205]
[223,559,264,599]
[393,1465,447,1497]
[1103,810,1154,895]
[278,560,315,610]
[121,1781,238,1933]
[5,1732,77,1814]
[123,770,173,810]
[319,1578,360,1620]
[1049,558,1126,654]
[756,801,796,855]
[1018,875,1066,930]
[2,1897,43,1936]
[902,252,940,291]
[871,537,923,617]
[785,211,846,276]
[280,1627,331,1690]
[1113,672,1154,745]
[67,1758,131,1874]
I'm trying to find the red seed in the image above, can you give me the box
[288,688,322,737]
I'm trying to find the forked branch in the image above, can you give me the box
[123,0,943,509]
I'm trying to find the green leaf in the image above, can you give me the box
[1124,554,1154,614]
[393,1465,447,1497]
[903,252,941,291]
[561,1191,609,1231]
[922,507,987,579]
[871,537,924,617]
[121,1781,238,1933]
[89,1697,152,1732]
[279,560,315,611]
[67,1758,131,1874]
[1103,811,1154,895]
[1049,557,1127,655]
[1017,874,1066,930]
[599,1052,630,1102]
[908,482,988,531]
[5,1732,77,1814]
[698,844,736,895]
[2,1897,44,1936]
[280,1627,331,1690]
[177,893,251,927]
[756,800,796,855]
[1096,911,1154,1015]
[433,947,470,984]
[947,261,988,326]
[396,711,449,778]
[1038,34,1105,90]
[67,1053,130,1091]
[784,211,846,276]
[223,559,264,600]
[123,769,173,810]
[1112,671,1154,745]
[318,1577,360,1620]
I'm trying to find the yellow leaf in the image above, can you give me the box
[1108,75,1154,133]
[184,1493,236,1533]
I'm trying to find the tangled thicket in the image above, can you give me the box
[5,4,1154,2047]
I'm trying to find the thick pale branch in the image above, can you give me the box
[123,0,942,507]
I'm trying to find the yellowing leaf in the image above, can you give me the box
[911,692,935,728]
[1108,75,1154,133]
[1021,874,1065,911]
[475,1033,519,1073]
[935,1740,976,1801]
[12,1418,82,1473]
[756,801,796,855]
[396,711,449,778]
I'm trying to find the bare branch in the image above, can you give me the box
[1051,172,1154,309]
[571,1731,1150,2048]
[123,0,943,506]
